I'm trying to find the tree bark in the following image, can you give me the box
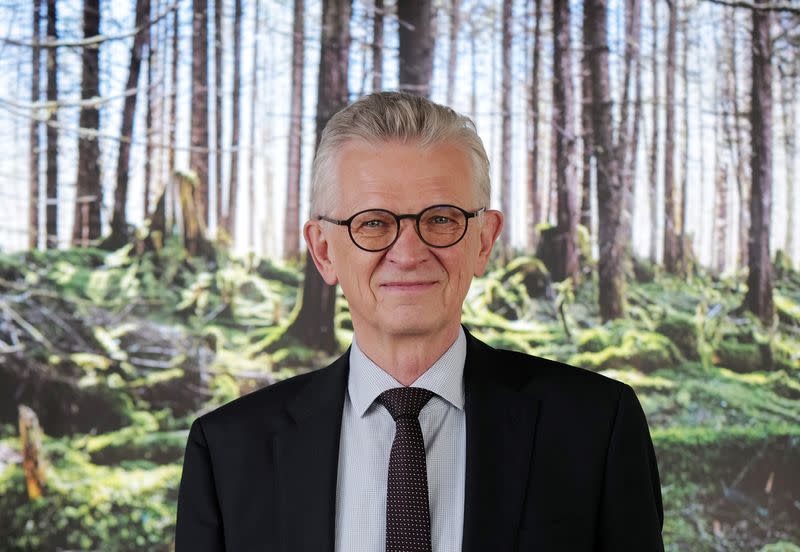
[780,62,796,260]
[552,0,579,282]
[29,0,41,250]
[214,0,223,229]
[73,0,102,246]
[190,0,210,225]
[619,0,641,250]
[168,1,178,228]
[527,0,543,250]
[285,0,304,259]
[248,0,261,250]
[662,0,679,272]
[678,6,690,272]
[372,0,384,91]
[648,0,660,263]
[730,10,750,268]
[397,0,434,97]
[446,0,461,105]
[580,0,593,233]
[225,0,242,241]
[144,0,154,218]
[107,0,150,248]
[286,0,351,352]
[45,0,58,249]
[586,0,626,320]
[500,0,513,256]
[744,0,774,325]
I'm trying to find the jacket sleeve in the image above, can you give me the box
[596,384,665,551]
[175,418,226,551]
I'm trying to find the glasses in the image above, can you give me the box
[318,204,486,252]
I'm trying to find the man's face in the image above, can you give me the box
[304,140,503,340]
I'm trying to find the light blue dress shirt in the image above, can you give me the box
[334,328,467,552]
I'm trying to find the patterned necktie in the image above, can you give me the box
[377,387,435,552]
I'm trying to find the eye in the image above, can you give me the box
[430,215,453,224]
[361,219,387,228]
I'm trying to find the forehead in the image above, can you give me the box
[332,140,477,213]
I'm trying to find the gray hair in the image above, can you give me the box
[309,91,491,216]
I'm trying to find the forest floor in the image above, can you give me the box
[0,241,798,551]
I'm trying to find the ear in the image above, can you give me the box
[473,209,504,277]
[303,220,340,285]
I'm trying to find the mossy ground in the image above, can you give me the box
[0,246,798,550]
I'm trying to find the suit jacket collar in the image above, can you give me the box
[271,328,541,552]
[273,349,349,552]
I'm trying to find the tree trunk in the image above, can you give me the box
[552,0,579,282]
[586,0,626,320]
[107,0,150,248]
[285,0,304,259]
[72,0,102,246]
[29,0,41,250]
[678,7,690,273]
[144,0,154,218]
[780,63,796,261]
[397,0,434,97]
[500,0,513,257]
[446,0,461,105]
[169,1,178,225]
[286,0,351,352]
[190,0,210,225]
[619,0,641,250]
[662,0,678,272]
[372,0,384,91]
[730,10,749,269]
[214,0,223,230]
[225,0,242,242]
[744,0,774,325]
[648,0,660,263]
[527,0,543,250]
[248,0,261,250]
[45,0,58,249]
[580,0,593,233]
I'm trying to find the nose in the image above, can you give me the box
[385,218,429,265]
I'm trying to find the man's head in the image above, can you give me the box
[304,92,503,343]
[309,91,491,216]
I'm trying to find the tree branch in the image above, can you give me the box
[1,1,178,48]
[704,0,800,14]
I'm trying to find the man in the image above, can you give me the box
[176,91,664,551]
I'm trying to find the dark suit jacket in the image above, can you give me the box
[176,329,664,551]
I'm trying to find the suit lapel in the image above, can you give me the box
[461,332,540,552]
[273,351,349,552]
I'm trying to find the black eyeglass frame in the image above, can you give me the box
[317,204,486,252]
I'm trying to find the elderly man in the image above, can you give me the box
[176,92,664,552]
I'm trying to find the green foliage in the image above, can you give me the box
[569,329,682,373]
[656,311,700,360]
[0,438,179,551]
[3,245,800,550]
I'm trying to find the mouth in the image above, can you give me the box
[380,281,438,291]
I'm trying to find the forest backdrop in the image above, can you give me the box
[0,0,799,550]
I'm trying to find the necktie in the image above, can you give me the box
[377,387,435,552]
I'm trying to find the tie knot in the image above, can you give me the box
[377,387,435,421]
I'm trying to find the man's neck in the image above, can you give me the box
[352,323,461,386]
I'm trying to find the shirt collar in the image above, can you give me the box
[348,327,467,417]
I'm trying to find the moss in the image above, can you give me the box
[569,330,682,373]
[657,311,700,360]
[716,339,771,373]
[577,326,613,353]
[758,543,800,552]
[0,438,179,551]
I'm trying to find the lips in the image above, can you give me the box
[380,281,437,288]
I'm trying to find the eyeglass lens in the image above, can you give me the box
[350,205,468,250]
